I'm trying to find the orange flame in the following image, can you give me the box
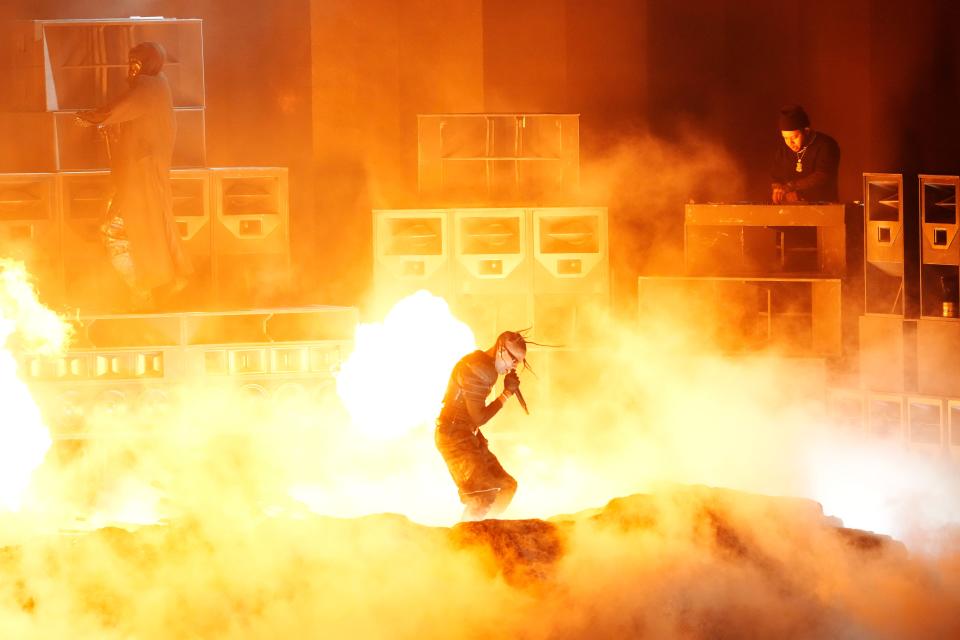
[0,260,71,512]
[336,291,476,439]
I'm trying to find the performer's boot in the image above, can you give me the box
[460,488,499,521]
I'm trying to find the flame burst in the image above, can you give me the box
[0,260,71,512]
[336,291,475,438]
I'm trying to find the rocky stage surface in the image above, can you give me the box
[0,485,956,639]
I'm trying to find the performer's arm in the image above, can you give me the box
[76,84,149,126]
[463,389,513,427]
[459,362,513,427]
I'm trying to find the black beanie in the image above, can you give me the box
[778,105,810,131]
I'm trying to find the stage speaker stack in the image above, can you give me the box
[0,17,223,312]
[211,168,291,307]
[640,203,846,359]
[0,173,63,304]
[372,203,609,347]
[856,173,951,455]
[859,173,916,394]
[372,113,604,350]
[915,176,960,407]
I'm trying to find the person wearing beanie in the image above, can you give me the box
[771,104,840,204]
[75,42,192,311]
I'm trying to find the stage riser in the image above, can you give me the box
[18,306,357,421]
[23,330,352,429]
[24,340,348,379]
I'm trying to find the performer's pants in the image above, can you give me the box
[435,422,517,521]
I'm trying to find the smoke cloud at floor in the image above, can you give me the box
[2,258,960,637]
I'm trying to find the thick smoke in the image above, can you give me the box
[2,126,960,636]
[4,265,959,637]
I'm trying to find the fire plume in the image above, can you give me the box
[0,259,71,512]
[336,290,476,439]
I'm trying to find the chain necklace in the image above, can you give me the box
[795,132,817,172]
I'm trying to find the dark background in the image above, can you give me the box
[2,0,958,313]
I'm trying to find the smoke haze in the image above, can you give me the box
[2,263,959,636]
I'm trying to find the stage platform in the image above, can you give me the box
[18,305,359,425]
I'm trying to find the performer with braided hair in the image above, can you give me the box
[435,331,527,521]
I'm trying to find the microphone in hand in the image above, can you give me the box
[504,370,528,415]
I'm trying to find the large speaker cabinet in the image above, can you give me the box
[858,314,916,393]
[449,207,532,347]
[863,173,905,315]
[210,167,290,306]
[372,208,453,307]
[918,175,959,318]
[916,318,960,397]
[417,113,580,202]
[169,168,212,300]
[3,18,204,111]
[0,173,62,303]
[532,207,609,346]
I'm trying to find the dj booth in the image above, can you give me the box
[683,203,848,277]
[639,202,854,359]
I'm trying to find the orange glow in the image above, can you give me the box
[336,290,476,439]
[0,260,70,512]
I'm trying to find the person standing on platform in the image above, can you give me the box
[76,41,191,311]
[771,104,841,204]
[435,331,527,521]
